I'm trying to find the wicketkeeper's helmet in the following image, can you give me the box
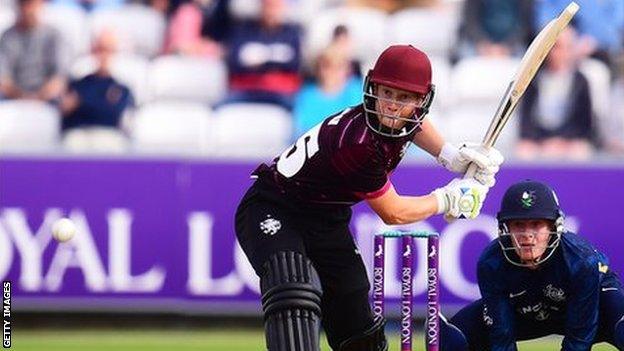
[496,180,565,267]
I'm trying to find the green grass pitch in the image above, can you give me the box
[9,329,618,350]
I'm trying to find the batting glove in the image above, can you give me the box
[437,142,504,187]
[432,178,488,219]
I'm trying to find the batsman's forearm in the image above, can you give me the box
[389,194,439,225]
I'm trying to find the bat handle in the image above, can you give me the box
[464,162,478,179]
[464,142,493,179]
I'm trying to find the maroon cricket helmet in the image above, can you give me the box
[363,45,435,138]
[369,45,433,94]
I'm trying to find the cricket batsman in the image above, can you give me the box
[234,45,504,351]
[440,180,624,351]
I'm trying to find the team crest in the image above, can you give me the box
[543,284,565,302]
[260,215,282,236]
[521,191,537,208]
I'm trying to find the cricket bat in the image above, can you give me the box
[465,1,580,178]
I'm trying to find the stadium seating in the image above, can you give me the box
[228,0,328,24]
[451,56,520,104]
[0,5,14,35]
[579,58,611,124]
[1,1,621,159]
[62,127,128,154]
[429,56,453,114]
[386,4,460,58]
[131,101,214,154]
[444,102,519,156]
[89,4,166,58]
[146,55,227,104]
[446,57,521,155]
[41,3,90,57]
[0,100,61,152]
[304,6,387,70]
[228,0,260,20]
[212,103,292,158]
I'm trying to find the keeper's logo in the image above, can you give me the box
[521,191,537,208]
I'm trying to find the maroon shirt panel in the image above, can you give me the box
[253,104,413,207]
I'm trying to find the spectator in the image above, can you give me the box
[453,0,533,61]
[604,67,624,155]
[331,24,361,77]
[207,0,302,110]
[0,0,68,102]
[59,30,133,153]
[535,0,624,66]
[346,0,415,12]
[163,0,221,57]
[293,44,362,138]
[52,0,124,12]
[517,27,593,161]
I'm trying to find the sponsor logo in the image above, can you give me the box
[535,309,549,321]
[509,290,527,299]
[374,244,383,257]
[429,245,437,258]
[259,215,281,236]
[403,244,411,257]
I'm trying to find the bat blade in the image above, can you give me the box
[481,1,579,148]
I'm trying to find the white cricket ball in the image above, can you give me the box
[52,218,76,242]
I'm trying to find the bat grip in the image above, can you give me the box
[464,143,491,179]
[464,163,478,179]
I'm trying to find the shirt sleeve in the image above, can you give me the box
[477,260,518,351]
[561,260,600,351]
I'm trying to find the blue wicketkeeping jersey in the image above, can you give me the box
[477,232,622,351]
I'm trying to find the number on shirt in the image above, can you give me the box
[276,123,321,177]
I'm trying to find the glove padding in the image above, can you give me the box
[437,142,504,187]
[432,178,488,219]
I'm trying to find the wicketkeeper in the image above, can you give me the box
[440,180,624,351]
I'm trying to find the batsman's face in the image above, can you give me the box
[508,219,552,265]
[374,84,424,129]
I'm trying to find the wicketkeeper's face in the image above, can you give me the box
[507,219,553,266]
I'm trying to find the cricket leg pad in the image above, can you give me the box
[338,316,388,351]
[261,251,323,351]
[615,316,624,350]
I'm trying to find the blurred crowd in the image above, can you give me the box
[0,0,624,160]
